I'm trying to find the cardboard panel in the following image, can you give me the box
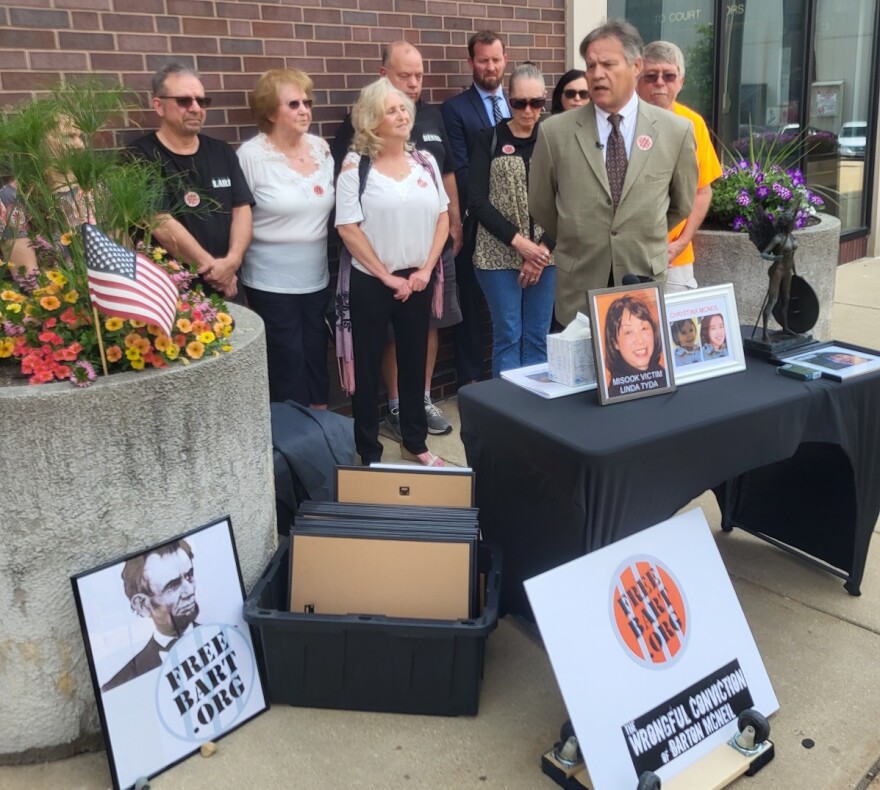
[336,466,474,507]
[290,534,473,620]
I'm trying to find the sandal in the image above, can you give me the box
[400,445,446,467]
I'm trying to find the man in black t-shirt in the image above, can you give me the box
[129,63,253,299]
[331,42,462,437]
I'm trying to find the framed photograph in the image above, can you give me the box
[588,282,676,405]
[664,284,747,385]
[71,517,268,790]
[778,341,880,381]
[810,80,844,120]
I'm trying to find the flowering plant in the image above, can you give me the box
[708,133,827,232]
[0,80,234,387]
[1,242,233,385]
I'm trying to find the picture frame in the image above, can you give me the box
[70,517,268,790]
[664,284,747,385]
[588,282,676,405]
[777,341,880,381]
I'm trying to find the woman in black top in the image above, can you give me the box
[550,69,589,115]
[467,63,556,377]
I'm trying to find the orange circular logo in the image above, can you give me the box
[611,557,688,667]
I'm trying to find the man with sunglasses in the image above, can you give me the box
[129,63,253,300]
[637,41,723,292]
[529,20,698,326]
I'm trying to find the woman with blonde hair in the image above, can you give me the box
[237,68,334,407]
[335,78,449,466]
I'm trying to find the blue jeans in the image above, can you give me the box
[474,266,557,378]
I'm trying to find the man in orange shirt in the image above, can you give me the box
[637,41,722,292]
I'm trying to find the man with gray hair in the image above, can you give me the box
[637,40,722,292]
[129,63,253,299]
[529,20,698,324]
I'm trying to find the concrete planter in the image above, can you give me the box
[693,212,841,340]
[0,304,275,763]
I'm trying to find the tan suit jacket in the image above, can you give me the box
[529,99,698,325]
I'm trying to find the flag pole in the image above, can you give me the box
[91,306,109,376]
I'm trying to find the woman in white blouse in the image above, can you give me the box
[336,78,449,466]
[237,69,334,407]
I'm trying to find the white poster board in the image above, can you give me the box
[525,509,777,789]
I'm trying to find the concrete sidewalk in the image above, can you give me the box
[3,259,879,789]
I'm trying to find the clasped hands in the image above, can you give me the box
[512,234,551,288]
[386,267,431,302]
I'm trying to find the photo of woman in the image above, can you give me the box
[700,313,728,360]
[670,318,702,366]
[595,290,673,402]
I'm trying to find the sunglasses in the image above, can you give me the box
[641,71,679,84]
[159,95,212,109]
[510,97,546,110]
[563,89,590,100]
[287,99,314,110]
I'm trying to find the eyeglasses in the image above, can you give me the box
[640,71,679,84]
[158,95,212,109]
[287,99,314,110]
[563,89,590,101]
[510,97,546,110]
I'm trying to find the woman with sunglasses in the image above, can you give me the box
[467,62,555,378]
[336,78,449,467]
[550,69,589,114]
[236,69,335,408]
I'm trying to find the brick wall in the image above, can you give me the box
[0,0,566,409]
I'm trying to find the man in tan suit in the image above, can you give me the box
[529,19,699,325]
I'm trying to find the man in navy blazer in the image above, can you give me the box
[441,31,510,384]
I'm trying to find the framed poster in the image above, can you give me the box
[778,341,880,381]
[664,284,746,385]
[588,282,676,405]
[71,517,268,790]
[809,80,844,120]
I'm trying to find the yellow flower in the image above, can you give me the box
[221,344,233,352]
[44,283,61,296]
[125,347,141,361]
[63,290,78,303]
[186,340,205,360]
[6,303,21,313]
[59,232,73,247]
[130,358,145,370]
[198,330,216,344]
[0,338,15,357]
[176,318,192,333]
[129,319,146,328]
[105,317,124,331]
[164,344,180,360]
[215,312,233,326]
[224,325,232,337]
[47,270,68,286]
[39,296,61,311]
[151,246,167,261]
[1,290,19,301]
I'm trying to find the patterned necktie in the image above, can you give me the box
[606,113,628,209]
[490,94,504,124]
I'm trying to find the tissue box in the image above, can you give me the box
[546,333,596,387]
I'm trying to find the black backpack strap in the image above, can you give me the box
[357,154,371,207]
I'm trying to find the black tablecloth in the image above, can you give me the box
[459,359,880,618]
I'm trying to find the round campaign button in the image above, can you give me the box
[184,191,201,208]
[637,135,654,151]
[502,144,515,155]
[313,185,325,196]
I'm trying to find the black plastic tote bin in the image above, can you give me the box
[244,538,501,716]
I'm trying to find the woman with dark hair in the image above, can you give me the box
[237,68,335,408]
[550,69,589,114]
[700,313,728,359]
[468,62,555,377]
[603,294,665,396]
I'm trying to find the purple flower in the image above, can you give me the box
[731,216,747,231]
[70,359,97,388]
[737,160,749,170]
[735,190,752,207]
[772,183,793,201]
[756,185,770,199]
[809,193,825,206]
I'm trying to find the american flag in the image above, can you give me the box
[83,223,178,338]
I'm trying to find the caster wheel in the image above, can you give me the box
[736,708,770,750]
[557,720,582,764]
[637,770,661,789]
[560,718,575,743]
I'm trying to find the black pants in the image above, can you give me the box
[453,234,485,383]
[350,266,430,464]
[244,286,329,406]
